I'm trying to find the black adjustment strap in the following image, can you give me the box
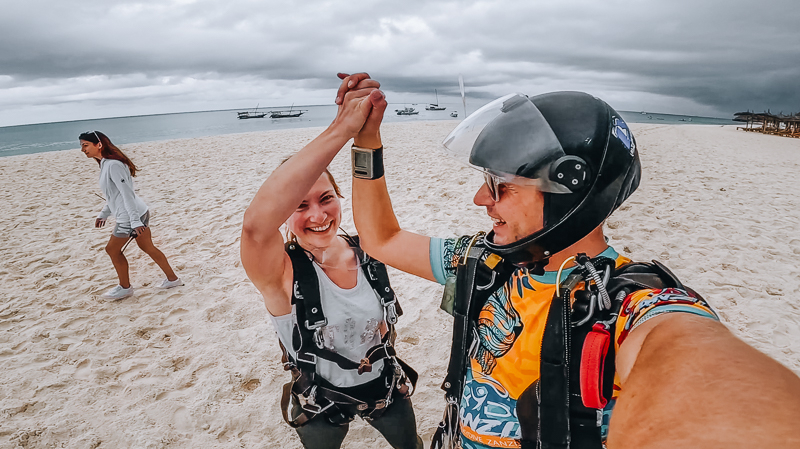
[285,242,326,329]
[539,285,572,449]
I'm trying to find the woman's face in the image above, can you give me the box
[80,140,102,159]
[286,173,342,249]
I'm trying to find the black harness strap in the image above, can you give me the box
[280,237,416,427]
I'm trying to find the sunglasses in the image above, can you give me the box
[483,171,505,202]
[83,130,101,143]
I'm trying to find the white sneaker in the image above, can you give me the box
[158,278,184,289]
[102,285,134,301]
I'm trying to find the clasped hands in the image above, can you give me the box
[334,72,386,149]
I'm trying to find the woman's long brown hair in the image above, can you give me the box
[79,131,139,176]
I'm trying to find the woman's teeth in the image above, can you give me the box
[309,222,332,232]
[491,217,505,225]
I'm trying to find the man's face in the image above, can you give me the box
[473,180,545,245]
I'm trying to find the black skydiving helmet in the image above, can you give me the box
[442,91,641,270]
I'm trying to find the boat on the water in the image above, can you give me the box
[270,109,306,118]
[425,89,446,111]
[237,105,268,119]
[270,104,307,118]
[395,107,419,116]
[450,111,458,117]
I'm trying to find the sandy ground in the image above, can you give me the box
[1,121,799,448]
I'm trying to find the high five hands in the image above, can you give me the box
[336,72,387,149]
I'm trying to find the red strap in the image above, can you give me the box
[580,322,611,409]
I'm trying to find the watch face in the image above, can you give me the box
[354,150,372,177]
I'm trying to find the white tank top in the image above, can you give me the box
[270,261,386,388]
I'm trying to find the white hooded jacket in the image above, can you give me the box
[97,159,149,228]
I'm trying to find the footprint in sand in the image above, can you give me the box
[75,359,91,380]
[174,406,192,432]
[164,308,189,325]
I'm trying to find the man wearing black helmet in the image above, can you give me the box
[337,73,800,449]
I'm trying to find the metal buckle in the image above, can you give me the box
[385,302,398,325]
[357,403,369,411]
[296,352,317,365]
[374,399,387,410]
[305,318,326,330]
[313,328,325,349]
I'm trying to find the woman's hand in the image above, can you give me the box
[132,226,147,237]
[331,73,383,140]
[337,72,386,149]
[95,218,106,228]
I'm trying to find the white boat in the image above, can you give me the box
[237,104,267,119]
[450,111,458,117]
[270,104,307,118]
[395,107,419,115]
[425,89,446,111]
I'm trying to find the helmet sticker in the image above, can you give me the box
[611,117,635,156]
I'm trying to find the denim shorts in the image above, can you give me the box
[112,211,150,238]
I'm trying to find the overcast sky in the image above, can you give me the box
[2,0,798,127]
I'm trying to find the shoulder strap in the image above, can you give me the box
[285,242,326,329]
[441,235,513,400]
[533,256,695,449]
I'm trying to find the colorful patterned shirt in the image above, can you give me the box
[430,236,718,449]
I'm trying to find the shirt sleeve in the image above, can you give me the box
[429,235,474,285]
[108,162,145,229]
[97,204,111,219]
[614,287,718,349]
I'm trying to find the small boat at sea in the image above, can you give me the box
[425,89,446,111]
[270,105,307,118]
[237,105,267,119]
[450,111,458,117]
[395,107,419,116]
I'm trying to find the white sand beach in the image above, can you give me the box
[1,122,799,448]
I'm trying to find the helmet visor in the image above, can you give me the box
[442,93,571,194]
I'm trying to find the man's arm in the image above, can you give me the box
[610,313,800,448]
[344,73,436,282]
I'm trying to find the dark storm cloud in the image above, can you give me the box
[1,0,799,126]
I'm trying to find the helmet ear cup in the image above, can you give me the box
[549,156,590,192]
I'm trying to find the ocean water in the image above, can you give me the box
[0,104,735,158]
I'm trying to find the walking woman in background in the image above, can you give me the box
[79,131,182,300]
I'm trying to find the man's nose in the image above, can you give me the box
[473,183,495,206]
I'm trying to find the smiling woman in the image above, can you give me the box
[239,74,422,449]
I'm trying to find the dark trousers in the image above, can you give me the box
[293,396,423,449]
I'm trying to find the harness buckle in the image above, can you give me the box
[305,318,327,330]
[313,328,325,349]
[358,358,373,374]
[374,399,387,410]
[357,403,369,411]
[296,352,317,366]
[306,385,318,405]
[385,302,398,325]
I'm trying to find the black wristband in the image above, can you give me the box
[351,145,384,180]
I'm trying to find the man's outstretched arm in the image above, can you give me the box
[611,313,800,448]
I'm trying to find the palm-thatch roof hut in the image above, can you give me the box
[735,110,800,138]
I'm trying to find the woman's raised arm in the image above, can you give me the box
[241,78,384,313]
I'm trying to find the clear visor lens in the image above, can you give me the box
[443,93,571,194]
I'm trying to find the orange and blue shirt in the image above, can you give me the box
[430,236,718,449]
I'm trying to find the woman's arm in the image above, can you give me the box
[241,80,383,315]
[108,162,146,229]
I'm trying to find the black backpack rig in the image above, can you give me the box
[279,235,418,428]
[432,233,699,449]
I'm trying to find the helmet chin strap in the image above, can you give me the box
[484,230,548,275]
